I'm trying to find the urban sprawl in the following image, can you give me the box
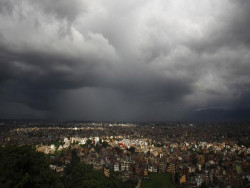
[0,120,249,188]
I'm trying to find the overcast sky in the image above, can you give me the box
[0,0,250,121]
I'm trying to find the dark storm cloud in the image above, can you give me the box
[35,0,85,22]
[0,41,110,110]
[188,0,250,54]
[0,0,250,120]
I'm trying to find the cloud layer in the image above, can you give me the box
[0,0,250,121]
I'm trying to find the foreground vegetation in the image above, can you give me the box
[0,145,136,188]
[0,145,62,188]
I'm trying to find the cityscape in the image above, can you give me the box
[0,120,249,187]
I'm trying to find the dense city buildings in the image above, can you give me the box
[0,120,249,187]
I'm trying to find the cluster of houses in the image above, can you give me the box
[36,134,250,187]
[1,121,249,187]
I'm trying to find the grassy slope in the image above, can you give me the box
[141,173,176,188]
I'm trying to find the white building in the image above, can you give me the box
[114,162,120,172]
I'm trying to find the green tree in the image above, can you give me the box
[0,145,62,188]
[128,146,135,154]
[102,141,109,149]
